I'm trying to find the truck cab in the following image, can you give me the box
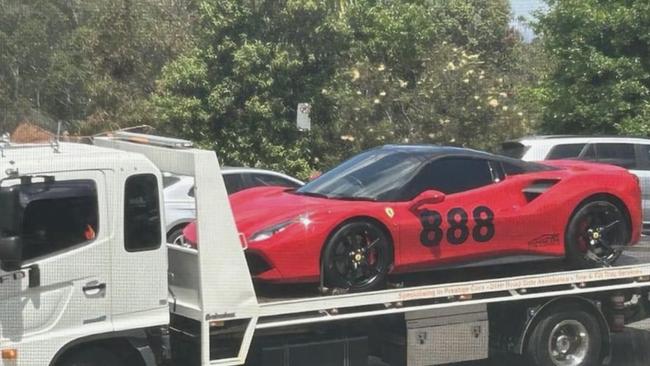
[0,140,168,364]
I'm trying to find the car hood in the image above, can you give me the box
[229,186,331,236]
[182,186,339,244]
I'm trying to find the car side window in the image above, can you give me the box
[594,143,636,169]
[408,157,495,196]
[21,180,99,261]
[580,144,597,160]
[250,173,301,188]
[546,144,586,160]
[634,144,650,170]
[223,173,246,194]
[124,174,161,252]
[501,161,525,175]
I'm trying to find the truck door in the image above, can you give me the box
[0,171,112,357]
[110,172,168,331]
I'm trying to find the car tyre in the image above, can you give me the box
[167,226,189,246]
[322,220,392,292]
[565,200,628,268]
[525,308,602,366]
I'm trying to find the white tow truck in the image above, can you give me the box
[2,132,650,366]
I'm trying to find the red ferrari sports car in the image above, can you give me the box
[183,145,642,291]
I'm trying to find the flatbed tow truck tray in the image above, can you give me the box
[5,133,650,366]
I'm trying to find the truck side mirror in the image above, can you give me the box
[0,185,21,233]
[0,236,23,272]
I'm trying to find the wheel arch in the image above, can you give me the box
[166,221,191,239]
[50,329,157,366]
[518,296,611,363]
[568,193,632,240]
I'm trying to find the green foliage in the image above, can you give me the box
[1,0,536,177]
[0,0,195,133]
[154,0,531,177]
[154,0,349,178]
[536,0,650,135]
[326,45,530,165]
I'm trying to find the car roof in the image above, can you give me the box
[163,167,304,186]
[508,135,650,145]
[372,144,552,172]
[221,166,292,175]
[377,144,497,160]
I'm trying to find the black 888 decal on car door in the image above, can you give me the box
[419,206,495,247]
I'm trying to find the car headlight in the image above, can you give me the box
[249,214,311,243]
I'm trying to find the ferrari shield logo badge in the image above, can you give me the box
[385,207,395,218]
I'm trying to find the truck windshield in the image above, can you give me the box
[295,150,428,201]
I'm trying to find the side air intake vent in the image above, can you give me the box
[523,180,559,202]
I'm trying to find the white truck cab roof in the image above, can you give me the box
[0,142,156,180]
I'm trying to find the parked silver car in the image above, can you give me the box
[163,167,304,243]
[502,135,650,231]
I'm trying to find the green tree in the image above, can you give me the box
[0,0,70,130]
[154,0,350,178]
[0,0,196,133]
[318,0,531,166]
[536,0,650,135]
[154,0,531,176]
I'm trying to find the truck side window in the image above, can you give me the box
[21,180,99,261]
[124,174,161,252]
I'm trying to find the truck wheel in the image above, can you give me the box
[525,309,602,366]
[58,347,123,366]
[565,200,627,268]
[322,221,392,292]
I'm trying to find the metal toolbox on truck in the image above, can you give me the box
[405,304,488,366]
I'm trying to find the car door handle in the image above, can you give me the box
[82,281,106,296]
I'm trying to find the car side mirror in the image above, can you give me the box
[413,190,446,209]
[0,236,23,272]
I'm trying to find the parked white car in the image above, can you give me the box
[163,167,304,243]
[502,135,650,231]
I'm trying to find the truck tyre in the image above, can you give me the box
[525,309,602,366]
[565,200,627,268]
[322,220,392,292]
[58,347,123,366]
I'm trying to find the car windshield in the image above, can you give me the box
[296,149,429,201]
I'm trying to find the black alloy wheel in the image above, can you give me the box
[322,221,392,292]
[565,200,628,268]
